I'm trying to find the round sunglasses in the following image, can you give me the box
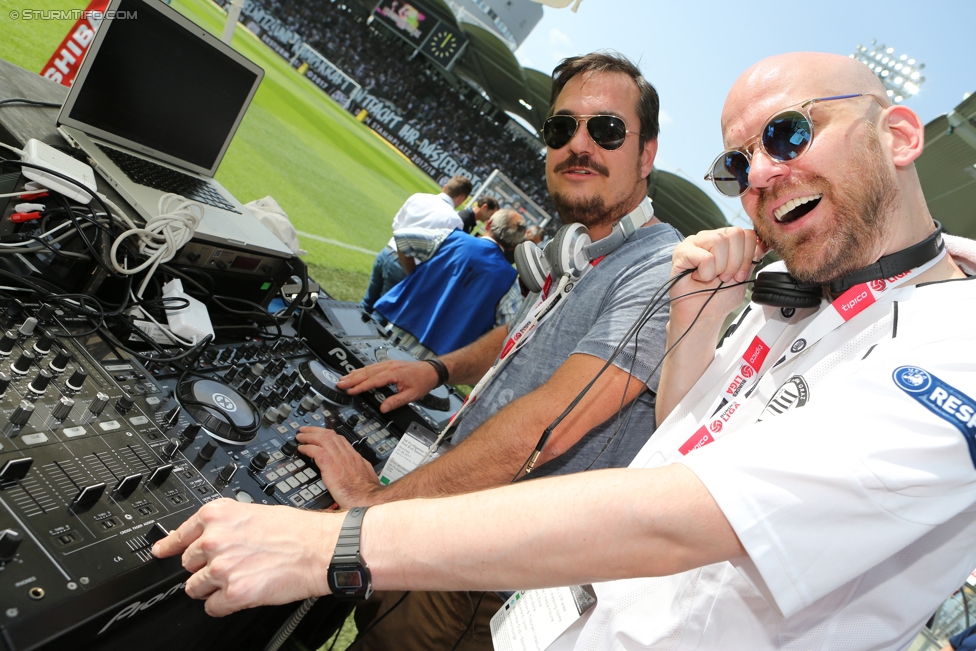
[704,94,884,197]
[542,114,641,151]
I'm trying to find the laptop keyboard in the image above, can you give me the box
[97,144,240,214]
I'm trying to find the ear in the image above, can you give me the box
[883,105,925,167]
[640,137,658,180]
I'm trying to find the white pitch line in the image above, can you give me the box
[296,231,379,255]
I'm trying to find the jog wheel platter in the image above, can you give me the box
[374,347,451,412]
[177,378,260,443]
[298,360,352,405]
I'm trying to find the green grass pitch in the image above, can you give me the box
[0,0,441,301]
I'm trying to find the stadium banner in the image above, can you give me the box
[347,88,483,189]
[40,0,110,86]
[213,0,303,59]
[371,0,438,46]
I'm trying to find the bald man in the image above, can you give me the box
[156,52,976,650]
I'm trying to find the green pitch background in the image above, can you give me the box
[0,0,441,302]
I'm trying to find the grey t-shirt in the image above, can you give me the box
[451,222,683,478]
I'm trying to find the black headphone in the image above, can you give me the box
[752,221,945,308]
[514,198,655,293]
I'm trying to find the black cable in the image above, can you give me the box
[0,98,61,109]
[449,592,487,651]
[346,591,411,647]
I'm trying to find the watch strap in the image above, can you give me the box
[333,506,368,560]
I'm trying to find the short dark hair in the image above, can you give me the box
[479,196,499,211]
[443,175,473,199]
[549,51,660,150]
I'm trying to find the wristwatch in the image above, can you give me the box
[327,506,372,600]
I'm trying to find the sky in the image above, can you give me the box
[512,0,976,226]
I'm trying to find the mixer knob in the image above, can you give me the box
[32,329,54,355]
[88,392,109,417]
[177,423,200,450]
[0,331,16,356]
[196,440,218,465]
[17,317,37,338]
[238,379,253,395]
[66,368,88,391]
[277,403,292,420]
[116,395,134,414]
[161,404,182,429]
[52,397,74,421]
[49,349,71,373]
[160,437,180,461]
[10,401,34,427]
[215,462,238,489]
[249,451,270,472]
[0,372,9,397]
[279,438,299,456]
[11,350,35,375]
[0,530,23,562]
[344,413,361,428]
[299,396,316,413]
[223,365,240,382]
[263,407,280,423]
[36,304,55,322]
[27,369,53,395]
[250,362,266,378]
[250,377,265,393]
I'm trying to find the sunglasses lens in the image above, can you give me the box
[543,116,578,149]
[710,151,751,197]
[762,110,811,161]
[586,116,628,150]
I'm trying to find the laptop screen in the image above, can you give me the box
[63,0,261,174]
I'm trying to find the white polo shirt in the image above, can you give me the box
[551,244,976,651]
[386,192,462,250]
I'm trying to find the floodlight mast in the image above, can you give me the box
[851,40,926,104]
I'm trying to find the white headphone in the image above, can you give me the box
[515,198,654,293]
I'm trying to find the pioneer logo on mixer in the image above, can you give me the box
[97,580,187,635]
[212,393,238,413]
[327,347,357,375]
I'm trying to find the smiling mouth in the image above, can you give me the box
[773,194,822,223]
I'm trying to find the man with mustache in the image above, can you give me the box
[300,51,681,649]
[156,51,976,650]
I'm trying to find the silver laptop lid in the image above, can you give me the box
[57,0,263,178]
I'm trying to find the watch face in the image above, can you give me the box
[333,569,364,589]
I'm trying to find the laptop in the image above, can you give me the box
[57,0,292,259]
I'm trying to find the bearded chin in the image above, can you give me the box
[553,192,631,230]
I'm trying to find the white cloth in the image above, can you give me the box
[386,192,462,250]
[551,242,976,651]
[243,196,306,256]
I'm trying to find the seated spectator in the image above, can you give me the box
[525,224,544,244]
[458,196,499,234]
[374,209,526,358]
[361,175,471,315]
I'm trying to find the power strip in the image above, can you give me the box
[21,139,97,204]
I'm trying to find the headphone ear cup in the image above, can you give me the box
[752,271,823,309]
[547,223,590,279]
[514,241,550,294]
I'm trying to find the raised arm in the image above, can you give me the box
[655,228,761,425]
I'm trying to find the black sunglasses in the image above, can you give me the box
[542,114,640,151]
[704,93,884,197]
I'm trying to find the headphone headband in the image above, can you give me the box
[583,198,655,260]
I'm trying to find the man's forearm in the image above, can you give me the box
[363,465,744,592]
[655,315,726,426]
[439,325,507,386]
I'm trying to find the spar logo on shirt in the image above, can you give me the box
[893,366,976,468]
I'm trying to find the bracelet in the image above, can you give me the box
[424,357,449,387]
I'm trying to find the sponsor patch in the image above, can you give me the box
[740,364,754,378]
[893,366,976,468]
[870,279,886,292]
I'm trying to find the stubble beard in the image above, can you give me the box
[754,131,898,285]
[550,154,644,230]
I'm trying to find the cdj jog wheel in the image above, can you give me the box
[298,360,352,406]
[177,379,259,444]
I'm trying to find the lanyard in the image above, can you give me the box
[676,249,946,456]
[423,259,603,455]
